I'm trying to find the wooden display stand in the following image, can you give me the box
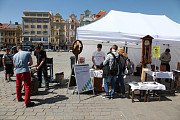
[177,62,180,70]
[93,77,103,92]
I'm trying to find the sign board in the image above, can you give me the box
[74,64,93,93]
[152,46,160,58]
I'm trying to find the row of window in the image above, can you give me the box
[0,32,20,36]
[24,31,48,35]
[24,24,75,30]
[24,36,48,41]
[4,39,20,43]
[25,13,49,17]
[23,19,49,23]
[24,25,48,29]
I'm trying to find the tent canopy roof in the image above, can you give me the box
[77,10,180,44]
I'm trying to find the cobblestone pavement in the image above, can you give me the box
[0,52,180,120]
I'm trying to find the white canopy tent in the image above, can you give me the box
[77,10,180,70]
[77,10,180,44]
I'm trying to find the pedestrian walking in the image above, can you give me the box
[2,48,14,82]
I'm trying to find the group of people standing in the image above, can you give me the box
[2,44,49,107]
[92,44,172,99]
[2,43,171,107]
[92,44,128,99]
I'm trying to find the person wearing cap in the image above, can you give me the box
[92,44,105,69]
[2,48,14,82]
[117,48,128,98]
[159,48,171,71]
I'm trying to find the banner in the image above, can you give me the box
[74,64,93,93]
[152,46,160,58]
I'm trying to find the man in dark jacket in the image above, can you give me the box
[34,45,49,90]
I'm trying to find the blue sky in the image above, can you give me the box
[0,0,180,24]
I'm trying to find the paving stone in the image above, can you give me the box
[5,115,18,120]
[5,111,16,116]
[0,52,180,120]
[17,116,27,120]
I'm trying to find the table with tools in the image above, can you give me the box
[128,82,166,102]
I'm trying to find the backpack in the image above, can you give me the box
[109,53,119,76]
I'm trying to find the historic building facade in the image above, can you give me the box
[65,14,79,50]
[0,22,21,48]
[50,13,66,50]
[22,11,51,49]
[1,10,104,50]
[79,10,94,26]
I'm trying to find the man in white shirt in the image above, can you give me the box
[92,44,105,69]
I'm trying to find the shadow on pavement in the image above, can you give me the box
[31,94,69,106]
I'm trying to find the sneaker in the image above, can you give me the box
[18,98,24,102]
[110,96,114,99]
[26,102,35,108]
[8,78,13,81]
[102,95,110,99]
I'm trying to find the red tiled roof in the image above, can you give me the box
[0,23,10,29]
[95,10,107,18]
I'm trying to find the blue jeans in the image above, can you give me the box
[104,76,116,97]
[118,74,125,95]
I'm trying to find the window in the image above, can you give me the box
[43,25,48,29]
[43,31,48,35]
[31,25,35,28]
[24,19,29,23]
[60,25,64,29]
[43,14,48,17]
[37,31,41,34]
[24,25,29,28]
[31,19,35,23]
[37,14,42,17]
[24,37,29,41]
[31,31,35,34]
[71,25,74,29]
[30,13,36,17]
[43,19,49,23]
[43,37,48,41]
[37,25,41,28]
[30,37,41,41]
[37,19,42,23]
[24,30,29,34]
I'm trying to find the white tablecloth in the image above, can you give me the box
[145,69,173,80]
[129,82,166,91]
[90,69,103,78]
[172,69,180,73]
